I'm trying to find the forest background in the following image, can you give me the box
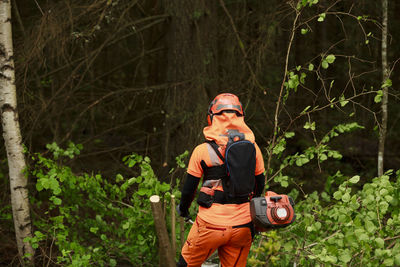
[1,0,400,266]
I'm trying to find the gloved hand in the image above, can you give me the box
[177,204,190,219]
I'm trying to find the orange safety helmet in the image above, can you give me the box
[207,93,244,125]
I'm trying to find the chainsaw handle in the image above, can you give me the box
[184,217,194,224]
[270,196,282,202]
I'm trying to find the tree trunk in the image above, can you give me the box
[163,0,213,168]
[0,0,34,264]
[170,194,176,255]
[378,0,389,177]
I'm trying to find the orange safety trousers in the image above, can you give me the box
[181,216,253,267]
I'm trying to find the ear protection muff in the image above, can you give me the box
[207,113,212,126]
[207,99,216,125]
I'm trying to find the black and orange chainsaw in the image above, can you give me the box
[250,191,296,231]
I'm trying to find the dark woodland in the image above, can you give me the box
[1,0,400,266]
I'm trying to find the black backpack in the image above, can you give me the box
[208,130,256,200]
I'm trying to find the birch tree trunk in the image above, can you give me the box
[0,0,34,264]
[378,0,389,177]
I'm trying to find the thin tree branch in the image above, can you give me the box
[266,2,300,183]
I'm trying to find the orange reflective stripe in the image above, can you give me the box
[200,187,214,196]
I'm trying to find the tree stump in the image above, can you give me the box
[150,195,175,267]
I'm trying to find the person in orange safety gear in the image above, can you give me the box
[177,93,265,267]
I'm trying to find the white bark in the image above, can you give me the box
[0,0,34,263]
[378,0,388,177]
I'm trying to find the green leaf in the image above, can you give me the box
[295,156,309,166]
[283,242,294,252]
[284,132,295,138]
[137,188,148,196]
[115,174,124,182]
[300,105,311,115]
[333,191,342,200]
[358,233,369,241]
[273,141,286,155]
[49,178,60,192]
[365,220,376,233]
[385,195,393,202]
[321,191,330,202]
[319,153,327,161]
[109,259,117,267]
[318,13,326,22]
[36,182,44,192]
[329,150,343,159]
[288,78,296,89]
[339,251,352,263]
[41,178,50,189]
[394,255,400,266]
[122,221,130,230]
[308,63,314,71]
[379,188,388,196]
[96,215,103,222]
[53,187,61,195]
[34,231,45,239]
[325,54,336,64]
[342,193,350,202]
[374,90,383,103]
[301,28,308,35]
[339,95,349,107]
[304,121,316,130]
[349,175,360,184]
[381,78,392,88]
[383,258,394,266]
[159,182,170,192]
[321,60,329,69]
[314,221,321,230]
[300,72,307,84]
[51,197,62,205]
[375,237,385,248]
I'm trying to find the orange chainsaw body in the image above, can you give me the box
[250,191,295,231]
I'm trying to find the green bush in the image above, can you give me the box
[26,143,181,266]
[249,170,400,266]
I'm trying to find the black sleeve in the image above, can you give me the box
[178,173,200,216]
[254,173,265,197]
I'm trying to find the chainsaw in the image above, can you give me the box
[250,191,295,231]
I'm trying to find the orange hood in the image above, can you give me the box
[203,112,255,148]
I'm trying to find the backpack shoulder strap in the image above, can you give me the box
[205,140,224,162]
